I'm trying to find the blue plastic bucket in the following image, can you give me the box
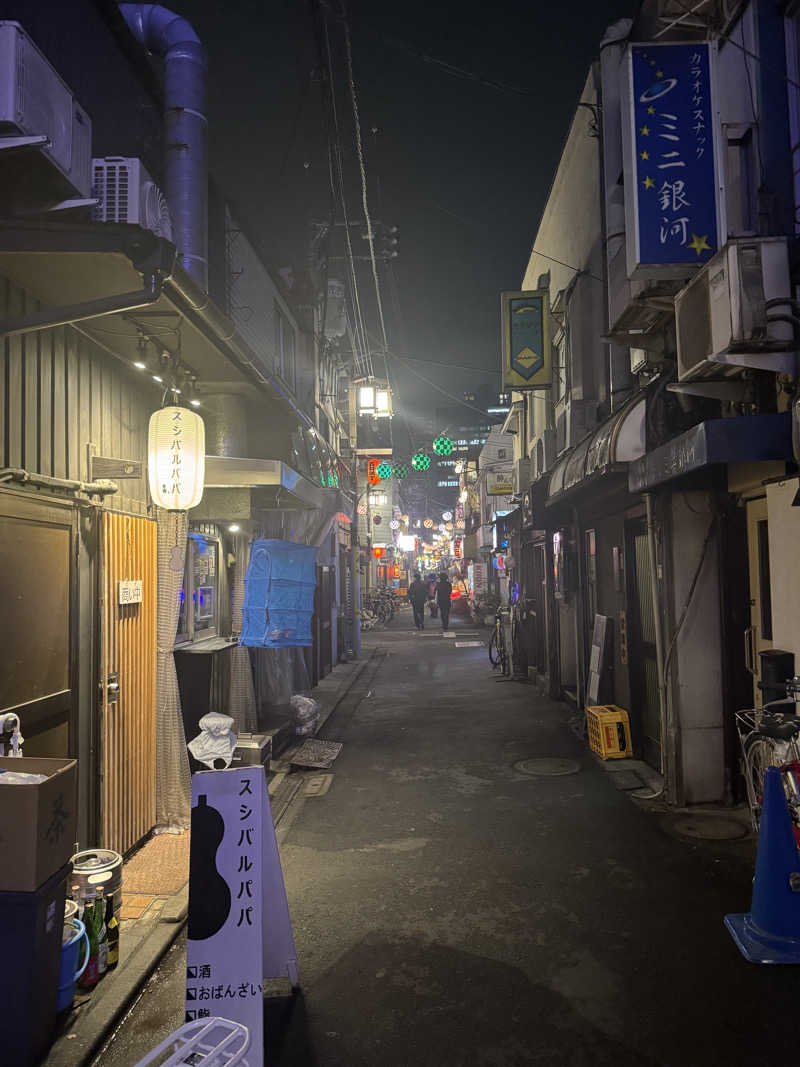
[57,918,88,1013]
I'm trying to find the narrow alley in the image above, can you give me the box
[94,613,800,1066]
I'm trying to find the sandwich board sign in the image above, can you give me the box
[186,767,299,1058]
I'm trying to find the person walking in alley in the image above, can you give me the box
[436,571,453,631]
[408,571,429,630]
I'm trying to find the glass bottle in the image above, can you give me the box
[105,893,119,969]
[96,887,108,977]
[79,888,100,990]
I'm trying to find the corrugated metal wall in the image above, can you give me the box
[101,510,158,854]
[1,275,152,514]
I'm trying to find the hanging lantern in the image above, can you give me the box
[373,514,382,525]
[412,450,431,472]
[357,503,367,515]
[442,510,453,521]
[456,519,465,529]
[393,462,409,480]
[433,434,454,456]
[424,518,434,529]
[390,519,400,530]
[376,461,393,480]
[148,406,205,510]
[446,522,454,531]
[401,514,409,523]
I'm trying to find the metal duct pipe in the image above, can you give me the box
[599,19,634,412]
[120,4,208,288]
[202,394,248,456]
[644,491,671,800]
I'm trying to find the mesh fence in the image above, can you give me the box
[154,509,191,833]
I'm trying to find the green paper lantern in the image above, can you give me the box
[393,462,409,479]
[433,434,454,456]
[411,450,431,472]
[327,472,339,488]
[376,461,393,480]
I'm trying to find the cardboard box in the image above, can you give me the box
[0,757,77,892]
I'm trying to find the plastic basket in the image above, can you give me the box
[586,705,632,760]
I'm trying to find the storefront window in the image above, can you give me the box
[176,533,219,645]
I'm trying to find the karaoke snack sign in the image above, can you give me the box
[623,42,723,278]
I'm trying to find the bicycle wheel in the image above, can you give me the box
[499,633,509,675]
[489,629,501,666]
[742,732,798,831]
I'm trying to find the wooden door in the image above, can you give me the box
[745,497,773,706]
[101,512,157,854]
[0,490,77,759]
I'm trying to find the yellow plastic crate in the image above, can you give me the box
[586,705,632,760]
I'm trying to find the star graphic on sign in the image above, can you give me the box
[643,176,654,189]
[650,59,656,66]
[640,125,650,136]
[640,150,649,160]
[647,105,655,115]
[688,233,711,255]
[656,69,664,77]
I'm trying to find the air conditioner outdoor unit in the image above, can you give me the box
[675,237,794,381]
[0,21,92,201]
[91,157,173,240]
[512,457,530,496]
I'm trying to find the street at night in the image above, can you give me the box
[90,612,800,1066]
[6,1,800,1063]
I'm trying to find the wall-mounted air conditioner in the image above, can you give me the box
[512,457,530,497]
[0,21,92,202]
[92,157,173,240]
[676,237,794,381]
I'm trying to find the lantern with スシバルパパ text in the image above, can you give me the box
[148,406,205,510]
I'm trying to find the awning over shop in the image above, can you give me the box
[193,455,348,522]
[547,394,646,504]
[628,413,792,492]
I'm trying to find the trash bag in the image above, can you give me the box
[290,694,319,736]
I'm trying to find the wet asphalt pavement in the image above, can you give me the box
[93,609,800,1066]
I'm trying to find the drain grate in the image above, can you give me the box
[290,740,342,769]
[514,758,581,777]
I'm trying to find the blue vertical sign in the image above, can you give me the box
[627,43,721,275]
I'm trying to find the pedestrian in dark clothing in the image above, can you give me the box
[436,572,453,630]
[408,572,428,630]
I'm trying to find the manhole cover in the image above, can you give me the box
[514,758,581,777]
[662,814,748,841]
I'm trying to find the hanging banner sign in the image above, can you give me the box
[185,768,299,1061]
[623,42,723,279]
[487,472,514,495]
[500,289,550,390]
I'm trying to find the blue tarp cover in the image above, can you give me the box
[240,539,317,648]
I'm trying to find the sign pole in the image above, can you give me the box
[185,767,299,1059]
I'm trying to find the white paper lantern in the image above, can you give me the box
[148,406,205,510]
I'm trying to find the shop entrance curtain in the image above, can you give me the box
[155,509,191,832]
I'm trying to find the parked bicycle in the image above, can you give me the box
[736,685,800,846]
[488,607,510,676]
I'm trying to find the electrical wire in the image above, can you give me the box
[353,18,539,99]
[323,11,372,379]
[341,1,390,356]
[387,348,501,419]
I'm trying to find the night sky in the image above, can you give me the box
[185,0,639,429]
